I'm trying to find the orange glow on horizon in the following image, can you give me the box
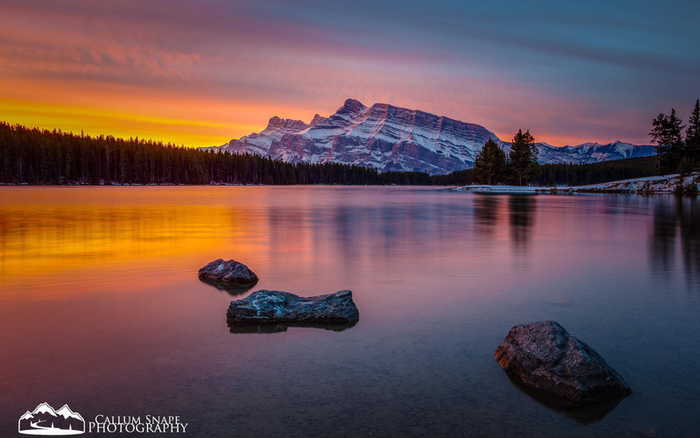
[0,94,622,149]
[0,77,320,147]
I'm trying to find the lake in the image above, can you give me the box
[1,186,699,437]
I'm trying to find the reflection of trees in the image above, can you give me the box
[473,195,500,236]
[651,200,677,277]
[265,199,476,264]
[650,197,700,287]
[508,195,536,254]
[679,198,700,286]
[263,193,540,270]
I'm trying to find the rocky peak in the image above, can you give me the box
[338,98,367,115]
[265,116,308,132]
[310,113,330,126]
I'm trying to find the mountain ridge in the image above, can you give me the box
[203,98,656,175]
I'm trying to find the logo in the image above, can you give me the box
[18,402,85,436]
[17,402,190,435]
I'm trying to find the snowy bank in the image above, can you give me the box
[453,172,700,195]
[454,185,546,194]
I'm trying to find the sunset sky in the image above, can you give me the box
[1,0,698,147]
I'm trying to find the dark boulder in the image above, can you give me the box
[227,290,359,327]
[198,259,258,289]
[494,321,630,407]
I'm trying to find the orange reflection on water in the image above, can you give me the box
[0,187,271,298]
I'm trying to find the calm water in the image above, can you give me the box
[1,186,699,437]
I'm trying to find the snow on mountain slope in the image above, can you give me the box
[530,141,656,164]
[203,98,656,174]
[202,116,309,156]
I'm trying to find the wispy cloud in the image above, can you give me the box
[1,0,697,146]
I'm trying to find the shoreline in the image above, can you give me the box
[453,172,700,195]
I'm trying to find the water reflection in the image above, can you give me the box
[198,278,257,296]
[473,195,500,235]
[0,202,254,296]
[228,321,357,334]
[265,200,478,264]
[508,196,536,253]
[3,187,700,436]
[650,196,700,287]
[508,375,624,424]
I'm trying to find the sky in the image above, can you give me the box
[1,0,698,147]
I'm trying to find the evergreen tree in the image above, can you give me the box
[650,108,685,172]
[508,129,538,185]
[474,139,506,185]
[685,99,700,170]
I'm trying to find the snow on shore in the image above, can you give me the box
[454,185,545,194]
[453,172,700,194]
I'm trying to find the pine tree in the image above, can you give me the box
[685,99,700,170]
[474,139,506,185]
[650,108,685,172]
[508,129,538,185]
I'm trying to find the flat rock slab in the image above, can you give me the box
[227,290,359,326]
[495,321,630,407]
[199,258,258,288]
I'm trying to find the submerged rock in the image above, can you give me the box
[228,322,354,334]
[198,258,258,288]
[227,289,359,326]
[494,321,630,407]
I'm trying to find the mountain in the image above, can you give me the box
[530,141,656,165]
[220,116,310,156]
[203,98,656,175]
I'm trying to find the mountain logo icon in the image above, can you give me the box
[18,402,85,436]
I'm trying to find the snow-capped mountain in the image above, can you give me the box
[528,141,656,165]
[203,98,656,174]
[222,116,310,156]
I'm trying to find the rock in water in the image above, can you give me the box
[227,290,359,326]
[198,259,258,288]
[494,321,630,406]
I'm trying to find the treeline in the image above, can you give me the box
[534,156,658,186]
[432,156,659,187]
[0,123,429,185]
[650,99,700,173]
[466,98,700,186]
